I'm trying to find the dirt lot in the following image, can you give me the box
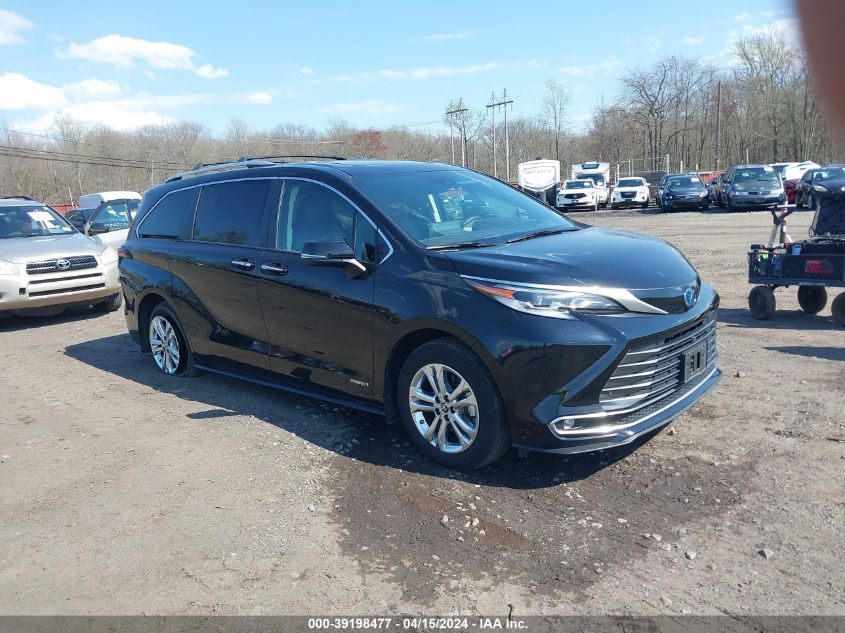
[0,208,843,616]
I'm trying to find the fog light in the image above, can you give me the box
[560,418,575,430]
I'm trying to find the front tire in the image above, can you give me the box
[94,292,122,313]
[398,339,510,470]
[148,303,196,376]
[798,286,828,314]
[748,286,776,320]
[610,203,619,210]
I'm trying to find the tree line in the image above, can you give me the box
[1,30,840,206]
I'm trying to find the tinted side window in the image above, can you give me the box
[137,188,198,239]
[278,180,354,252]
[193,180,271,247]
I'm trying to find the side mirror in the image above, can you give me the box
[88,222,110,235]
[301,239,366,276]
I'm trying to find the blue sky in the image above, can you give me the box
[0,0,795,136]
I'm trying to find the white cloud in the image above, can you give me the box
[418,30,476,43]
[0,9,34,45]
[62,78,124,99]
[735,12,752,23]
[246,91,273,105]
[63,34,228,79]
[0,73,67,110]
[21,102,175,132]
[307,62,503,85]
[299,66,315,75]
[683,36,705,45]
[559,56,620,78]
[320,100,405,115]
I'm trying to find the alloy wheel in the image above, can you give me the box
[149,315,181,374]
[408,363,479,454]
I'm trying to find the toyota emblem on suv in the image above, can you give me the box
[684,285,697,308]
[56,259,71,270]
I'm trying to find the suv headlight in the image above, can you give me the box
[463,277,625,319]
[0,259,19,275]
[100,247,119,265]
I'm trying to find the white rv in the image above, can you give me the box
[571,162,610,207]
[517,159,560,206]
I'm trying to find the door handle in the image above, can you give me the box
[260,262,288,275]
[230,258,255,271]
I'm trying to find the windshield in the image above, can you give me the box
[577,174,604,185]
[667,176,704,189]
[565,180,592,189]
[356,169,578,248]
[813,166,845,181]
[0,205,76,239]
[772,165,789,177]
[616,179,644,188]
[733,167,779,183]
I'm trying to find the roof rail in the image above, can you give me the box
[165,158,276,183]
[239,154,346,162]
[165,154,346,183]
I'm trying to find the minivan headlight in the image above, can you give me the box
[0,259,19,276]
[463,277,625,318]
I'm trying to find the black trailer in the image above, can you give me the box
[747,194,845,326]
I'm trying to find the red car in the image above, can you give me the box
[783,179,798,204]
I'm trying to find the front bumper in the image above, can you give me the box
[0,262,119,315]
[612,193,649,207]
[729,195,783,208]
[522,366,721,454]
[557,197,596,208]
[665,196,707,209]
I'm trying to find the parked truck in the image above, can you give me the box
[517,159,560,206]
[571,162,611,208]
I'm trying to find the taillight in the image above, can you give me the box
[804,259,833,274]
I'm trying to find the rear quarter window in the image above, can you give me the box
[137,187,199,239]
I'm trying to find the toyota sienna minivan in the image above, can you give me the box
[119,158,721,469]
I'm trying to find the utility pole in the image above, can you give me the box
[715,80,722,171]
[487,90,513,180]
[445,105,468,166]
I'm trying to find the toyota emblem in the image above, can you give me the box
[56,259,71,270]
[683,286,697,308]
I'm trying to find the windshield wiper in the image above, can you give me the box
[507,228,572,244]
[427,241,496,251]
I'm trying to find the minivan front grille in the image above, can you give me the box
[600,313,717,413]
[26,256,98,275]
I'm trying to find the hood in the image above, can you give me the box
[667,186,705,194]
[614,186,646,193]
[1,232,106,264]
[732,181,782,191]
[445,226,697,290]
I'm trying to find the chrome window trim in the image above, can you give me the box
[135,176,276,240]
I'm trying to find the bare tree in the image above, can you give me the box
[542,78,570,162]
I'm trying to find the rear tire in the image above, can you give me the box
[797,286,828,314]
[147,303,197,377]
[748,286,776,320]
[831,293,845,327]
[397,339,510,470]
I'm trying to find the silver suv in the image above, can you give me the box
[0,197,121,318]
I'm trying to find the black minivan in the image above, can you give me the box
[119,158,720,469]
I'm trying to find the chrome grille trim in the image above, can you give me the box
[26,255,98,275]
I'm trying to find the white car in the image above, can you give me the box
[67,196,141,250]
[0,197,121,318]
[556,179,599,211]
[610,177,650,209]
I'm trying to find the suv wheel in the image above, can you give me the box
[95,292,122,313]
[148,304,196,376]
[398,339,510,470]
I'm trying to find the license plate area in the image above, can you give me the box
[682,342,707,383]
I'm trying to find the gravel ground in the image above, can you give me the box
[0,207,842,616]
